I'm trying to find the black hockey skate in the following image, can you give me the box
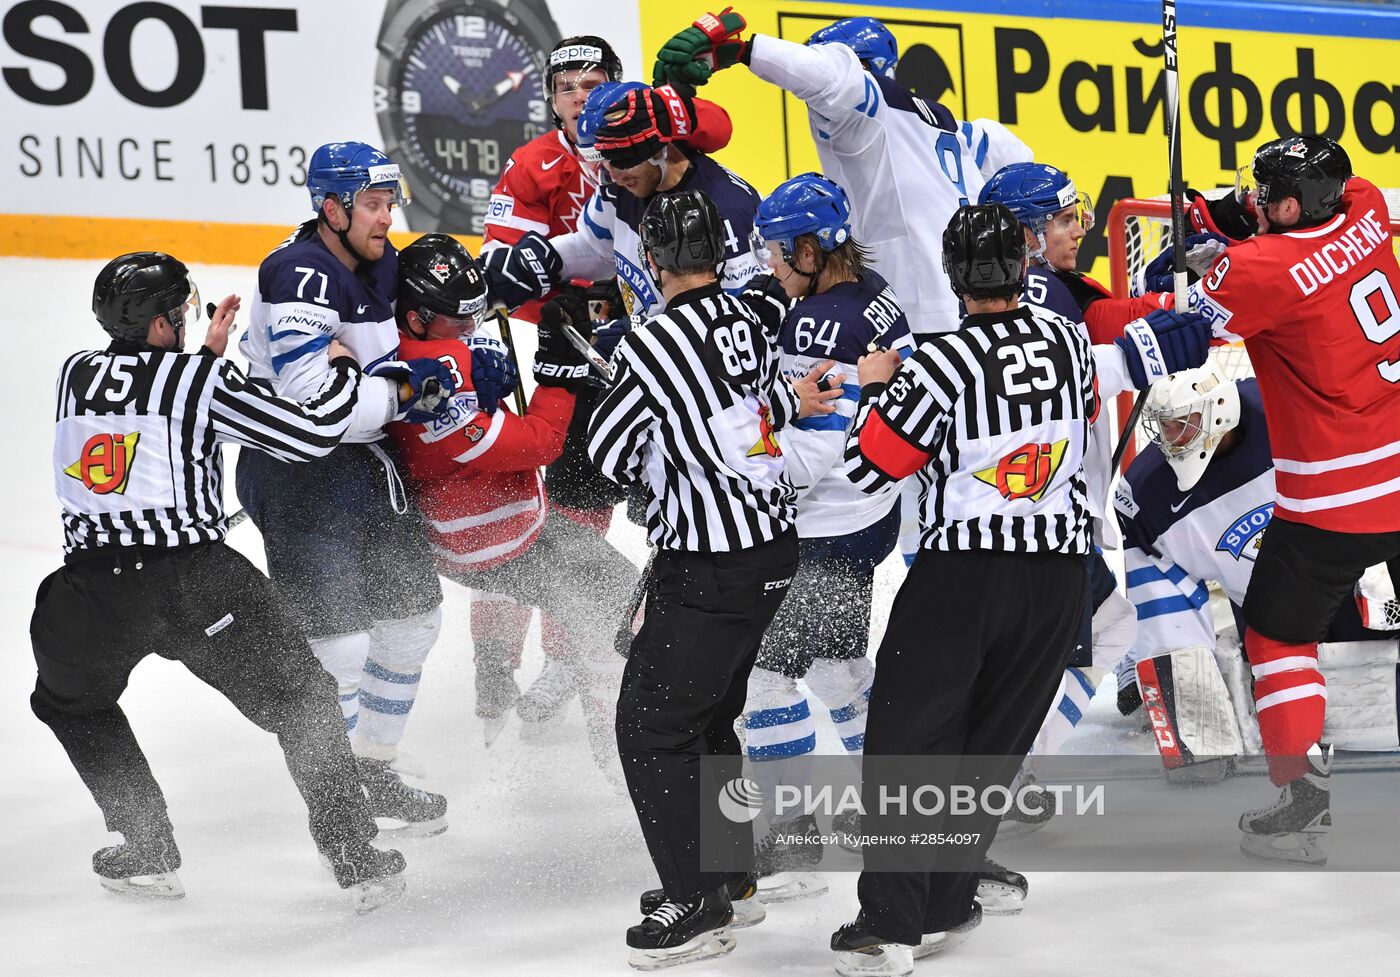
[976,856,1027,916]
[357,756,448,838]
[997,771,1055,838]
[1239,742,1332,866]
[93,831,184,900]
[912,900,981,959]
[641,873,766,929]
[831,808,862,853]
[830,917,913,977]
[754,812,828,903]
[475,658,519,747]
[626,885,736,970]
[320,840,407,914]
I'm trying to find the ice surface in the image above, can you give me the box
[1,256,1392,975]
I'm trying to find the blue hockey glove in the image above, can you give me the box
[478,232,562,312]
[1131,232,1230,297]
[469,340,519,415]
[591,318,633,360]
[391,358,458,424]
[1116,309,1211,390]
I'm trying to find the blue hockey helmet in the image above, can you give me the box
[978,162,1093,258]
[577,81,648,161]
[807,17,898,78]
[752,173,852,267]
[307,141,410,213]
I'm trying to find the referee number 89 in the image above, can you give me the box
[710,318,760,382]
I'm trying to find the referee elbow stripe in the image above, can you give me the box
[858,409,929,480]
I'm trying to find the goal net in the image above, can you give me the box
[1107,188,1400,468]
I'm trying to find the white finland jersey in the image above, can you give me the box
[748,34,1033,338]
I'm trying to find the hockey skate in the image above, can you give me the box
[93,832,184,900]
[357,756,448,838]
[641,873,766,929]
[754,813,828,903]
[518,657,576,733]
[475,659,519,747]
[1239,743,1333,866]
[321,840,407,914]
[626,885,736,970]
[912,901,982,959]
[830,918,913,977]
[831,808,863,853]
[997,772,1055,838]
[976,857,1027,915]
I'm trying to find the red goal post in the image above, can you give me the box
[1106,190,1400,470]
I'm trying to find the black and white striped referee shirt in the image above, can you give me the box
[845,305,1098,555]
[53,341,360,555]
[587,282,798,553]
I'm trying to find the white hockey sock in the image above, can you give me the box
[744,668,816,760]
[806,658,875,755]
[308,631,372,733]
[1031,666,1099,755]
[354,607,441,759]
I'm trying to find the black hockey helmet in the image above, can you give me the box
[545,35,623,128]
[397,233,488,336]
[942,203,1026,302]
[639,189,725,275]
[1249,135,1351,226]
[92,251,199,344]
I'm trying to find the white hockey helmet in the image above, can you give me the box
[1141,360,1241,491]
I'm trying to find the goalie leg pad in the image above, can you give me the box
[1318,639,1400,750]
[1245,627,1327,786]
[309,631,372,732]
[1137,645,1245,776]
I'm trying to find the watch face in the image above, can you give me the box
[383,3,550,234]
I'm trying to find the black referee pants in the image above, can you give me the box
[30,544,376,852]
[857,548,1086,945]
[617,530,799,903]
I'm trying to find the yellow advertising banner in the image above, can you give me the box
[639,1,1400,281]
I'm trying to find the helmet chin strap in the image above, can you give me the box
[327,195,375,266]
[787,248,828,298]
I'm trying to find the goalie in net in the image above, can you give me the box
[1112,362,1400,844]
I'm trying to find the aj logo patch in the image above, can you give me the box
[64,432,140,495]
[973,439,1068,502]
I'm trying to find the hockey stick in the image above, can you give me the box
[614,547,656,658]
[1112,1,1188,476]
[563,323,615,383]
[492,308,528,416]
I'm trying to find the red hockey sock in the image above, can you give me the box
[470,598,532,669]
[1244,627,1326,785]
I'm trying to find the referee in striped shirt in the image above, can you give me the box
[587,190,800,967]
[31,252,406,908]
[831,204,1098,974]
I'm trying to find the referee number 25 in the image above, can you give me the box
[997,339,1057,396]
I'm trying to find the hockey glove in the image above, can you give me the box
[652,84,702,143]
[386,357,458,424]
[1186,188,1257,242]
[1115,308,1211,389]
[468,337,520,415]
[739,271,792,338]
[1130,233,1230,298]
[535,297,603,392]
[592,318,633,361]
[652,8,749,92]
[478,232,562,312]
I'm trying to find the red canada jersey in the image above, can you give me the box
[389,334,575,572]
[1189,178,1400,532]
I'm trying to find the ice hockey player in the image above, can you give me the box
[977,160,1212,767]
[1175,134,1400,862]
[236,142,457,836]
[589,189,801,970]
[733,172,910,901]
[651,10,1033,565]
[1114,366,1399,846]
[386,234,636,781]
[33,252,405,911]
[479,83,763,321]
[834,203,1097,976]
[474,37,734,741]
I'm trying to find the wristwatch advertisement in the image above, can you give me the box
[376,0,561,235]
